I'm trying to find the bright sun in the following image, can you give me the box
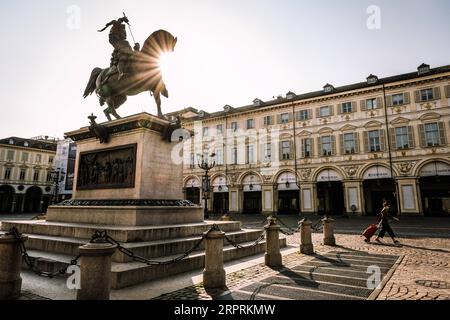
[158,53,171,74]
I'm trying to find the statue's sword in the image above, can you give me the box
[123,12,137,45]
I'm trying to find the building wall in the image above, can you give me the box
[180,69,450,216]
[0,140,56,213]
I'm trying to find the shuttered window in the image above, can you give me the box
[320,136,335,156]
[301,138,313,158]
[264,143,272,161]
[246,145,255,164]
[367,130,385,152]
[415,88,441,102]
[190,153,195,169]
[390,126,415,149]
[297,110,312,121]
[366,98,377,110]
[6,150,15,161]
[280,141,293,160]
[340,102,354,113]
[4,167,11,180]
[263,116,274,126]
[231,147,238,165]
[392,94,404,106]
[343,133,357,154]
[216,149,224,165]
[19,169,26,181]
[420,122,447,147]
[318,106,332,117]
[395,127,409,149]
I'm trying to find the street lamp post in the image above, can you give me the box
[198,153,216,220]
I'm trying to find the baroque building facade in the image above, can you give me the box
[176,63,450,217]
[0,136,58,213]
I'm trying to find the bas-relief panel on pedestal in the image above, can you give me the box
[77,144,137,190]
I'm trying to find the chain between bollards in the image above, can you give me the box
[6,227,80,279]
[89,224,221,266]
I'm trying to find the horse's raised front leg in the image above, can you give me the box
[103,108,112,121]
[110,107,122,120]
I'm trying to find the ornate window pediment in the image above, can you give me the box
[280,133,293,140]
[419,112,441,121]
[297,130,313,137]
[363,120,383,128]
[318,127,334,134]
[339,124,357,132]
[390,117,410,125]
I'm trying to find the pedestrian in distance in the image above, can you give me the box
[375,201,400,244]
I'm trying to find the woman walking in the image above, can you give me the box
[375,201,400,244]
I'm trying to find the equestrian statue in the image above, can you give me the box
[83,14,177,120]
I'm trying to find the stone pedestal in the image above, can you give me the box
[45,113,203,226]
[77,242,117,300]
[203,230,226,289]
[0,234,27,300]
[265,217,282,267]
[299,219,314,255]
[322,216,336,246]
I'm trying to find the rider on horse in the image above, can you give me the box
[98,15,139,80]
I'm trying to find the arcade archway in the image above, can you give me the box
[276,172,299,215]
[315,169,344,216]
[242,173,262,214]
[24,186,42,213]
[362,165,397,216]
[185,177,201,205]
[0,185,15,213]
[418,161,450,216]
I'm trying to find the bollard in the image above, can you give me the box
[0,233,27,300]
[76,242,117,300]
[203,229,226,289]
[299,218,314,255]
[265,217,282,268]
[322,216,336,246]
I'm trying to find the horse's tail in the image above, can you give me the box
[83,67,103,98]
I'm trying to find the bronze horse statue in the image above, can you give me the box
[83,30,177,120]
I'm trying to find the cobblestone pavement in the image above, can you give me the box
[155,229,450,300]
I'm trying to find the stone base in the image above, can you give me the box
[265,253,282,267]
[0,278,22,300]
[46,205,203,226]
[324,237,336,246]
[300,244,314,255]
[203,269,226,289]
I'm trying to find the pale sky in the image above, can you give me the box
[1,0,449,139]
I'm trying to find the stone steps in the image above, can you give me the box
[12,229,265,263]
[110,238,287,289]
[215,250,399,301]
[1,220,242,242]
[21,237,288,289]
[1,218,287,289]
